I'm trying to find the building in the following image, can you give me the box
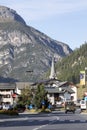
[0,56,77,107]
[34,79,77,106]
[49,56,57,79]
[46,81,76,105]
[0,82,32,105]
[33,56,77,106]
[0,83,16,105]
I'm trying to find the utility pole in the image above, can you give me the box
[85,67,87,111]
[85,67,87,88]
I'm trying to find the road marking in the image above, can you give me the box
[57,119,87,123]
[80,120,87,123]
[33,124,48,130]
[0,117,28,122]
[0,120,4,122]
[69,120,75,122]
[32,116,59,130]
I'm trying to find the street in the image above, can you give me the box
[0,110,87,130]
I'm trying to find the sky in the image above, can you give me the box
[0,0,87,50]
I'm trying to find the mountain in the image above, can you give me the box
[0,6,26,24]
[56,43,87,84]
[0,6,73,82]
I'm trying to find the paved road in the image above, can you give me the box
[0,110,87,130]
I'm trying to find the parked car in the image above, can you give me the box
[80,100,86,110]
[75,99,81,108]
[14,104,26,112]
[65,101,76,113]
[2,104,13,110]
[0,104,2,110]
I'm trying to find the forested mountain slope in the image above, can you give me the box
[56,43,87,84]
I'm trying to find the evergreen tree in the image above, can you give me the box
[34,84,48,109]
[17,86,33,106]
[55,42,87,84]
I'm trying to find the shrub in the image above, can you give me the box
[0,110,19,116]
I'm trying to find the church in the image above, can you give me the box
[33,56,77,107]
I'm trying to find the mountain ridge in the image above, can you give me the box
[0,5,73,82]
[0,6,26,24]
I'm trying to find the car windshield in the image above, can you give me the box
[81,101,85,104]
[66,102,74,105]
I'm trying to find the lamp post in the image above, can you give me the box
[85,67,87,89]
[85,67,87,111]
[26,70,34,107]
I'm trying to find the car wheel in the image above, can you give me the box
[65,111,67,114]
[73,111,75,114]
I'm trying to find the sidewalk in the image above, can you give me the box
[20,110,39,114]
[0,110,38,119]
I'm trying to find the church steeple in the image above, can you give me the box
[49,56,57,79]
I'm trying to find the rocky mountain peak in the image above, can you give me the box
[0,6,26,24]
[0,5,73,82]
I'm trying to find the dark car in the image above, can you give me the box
[14,104,26,112]
[65,101,76,113]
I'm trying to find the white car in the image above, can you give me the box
[2,105,11,110]
[80,100,86,110]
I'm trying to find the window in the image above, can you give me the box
[49,94,52,97]
[3,95,11,98]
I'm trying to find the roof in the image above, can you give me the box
[63,87,75,94]
[45,86,75,94]
[0,83,16,90]
[15,82,32,90]
[32,79,71,88]
[32,78,61,86]
[45,87,64,94]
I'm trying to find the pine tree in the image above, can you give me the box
[34,84,48,109]
[17,86,33,106]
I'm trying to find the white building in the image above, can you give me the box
[0,83,16,105]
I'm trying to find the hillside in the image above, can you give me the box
[56,43,87,84]
[0,6,72,82]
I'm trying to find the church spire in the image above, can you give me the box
[49,56,57,79]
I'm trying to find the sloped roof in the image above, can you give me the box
[32,78,61,86]
[16,82,32,90]
[45,87,64,94]
[32,79,70,88]
[45,86,74,94]
[63,87,75,94]
[0,83,16,90]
